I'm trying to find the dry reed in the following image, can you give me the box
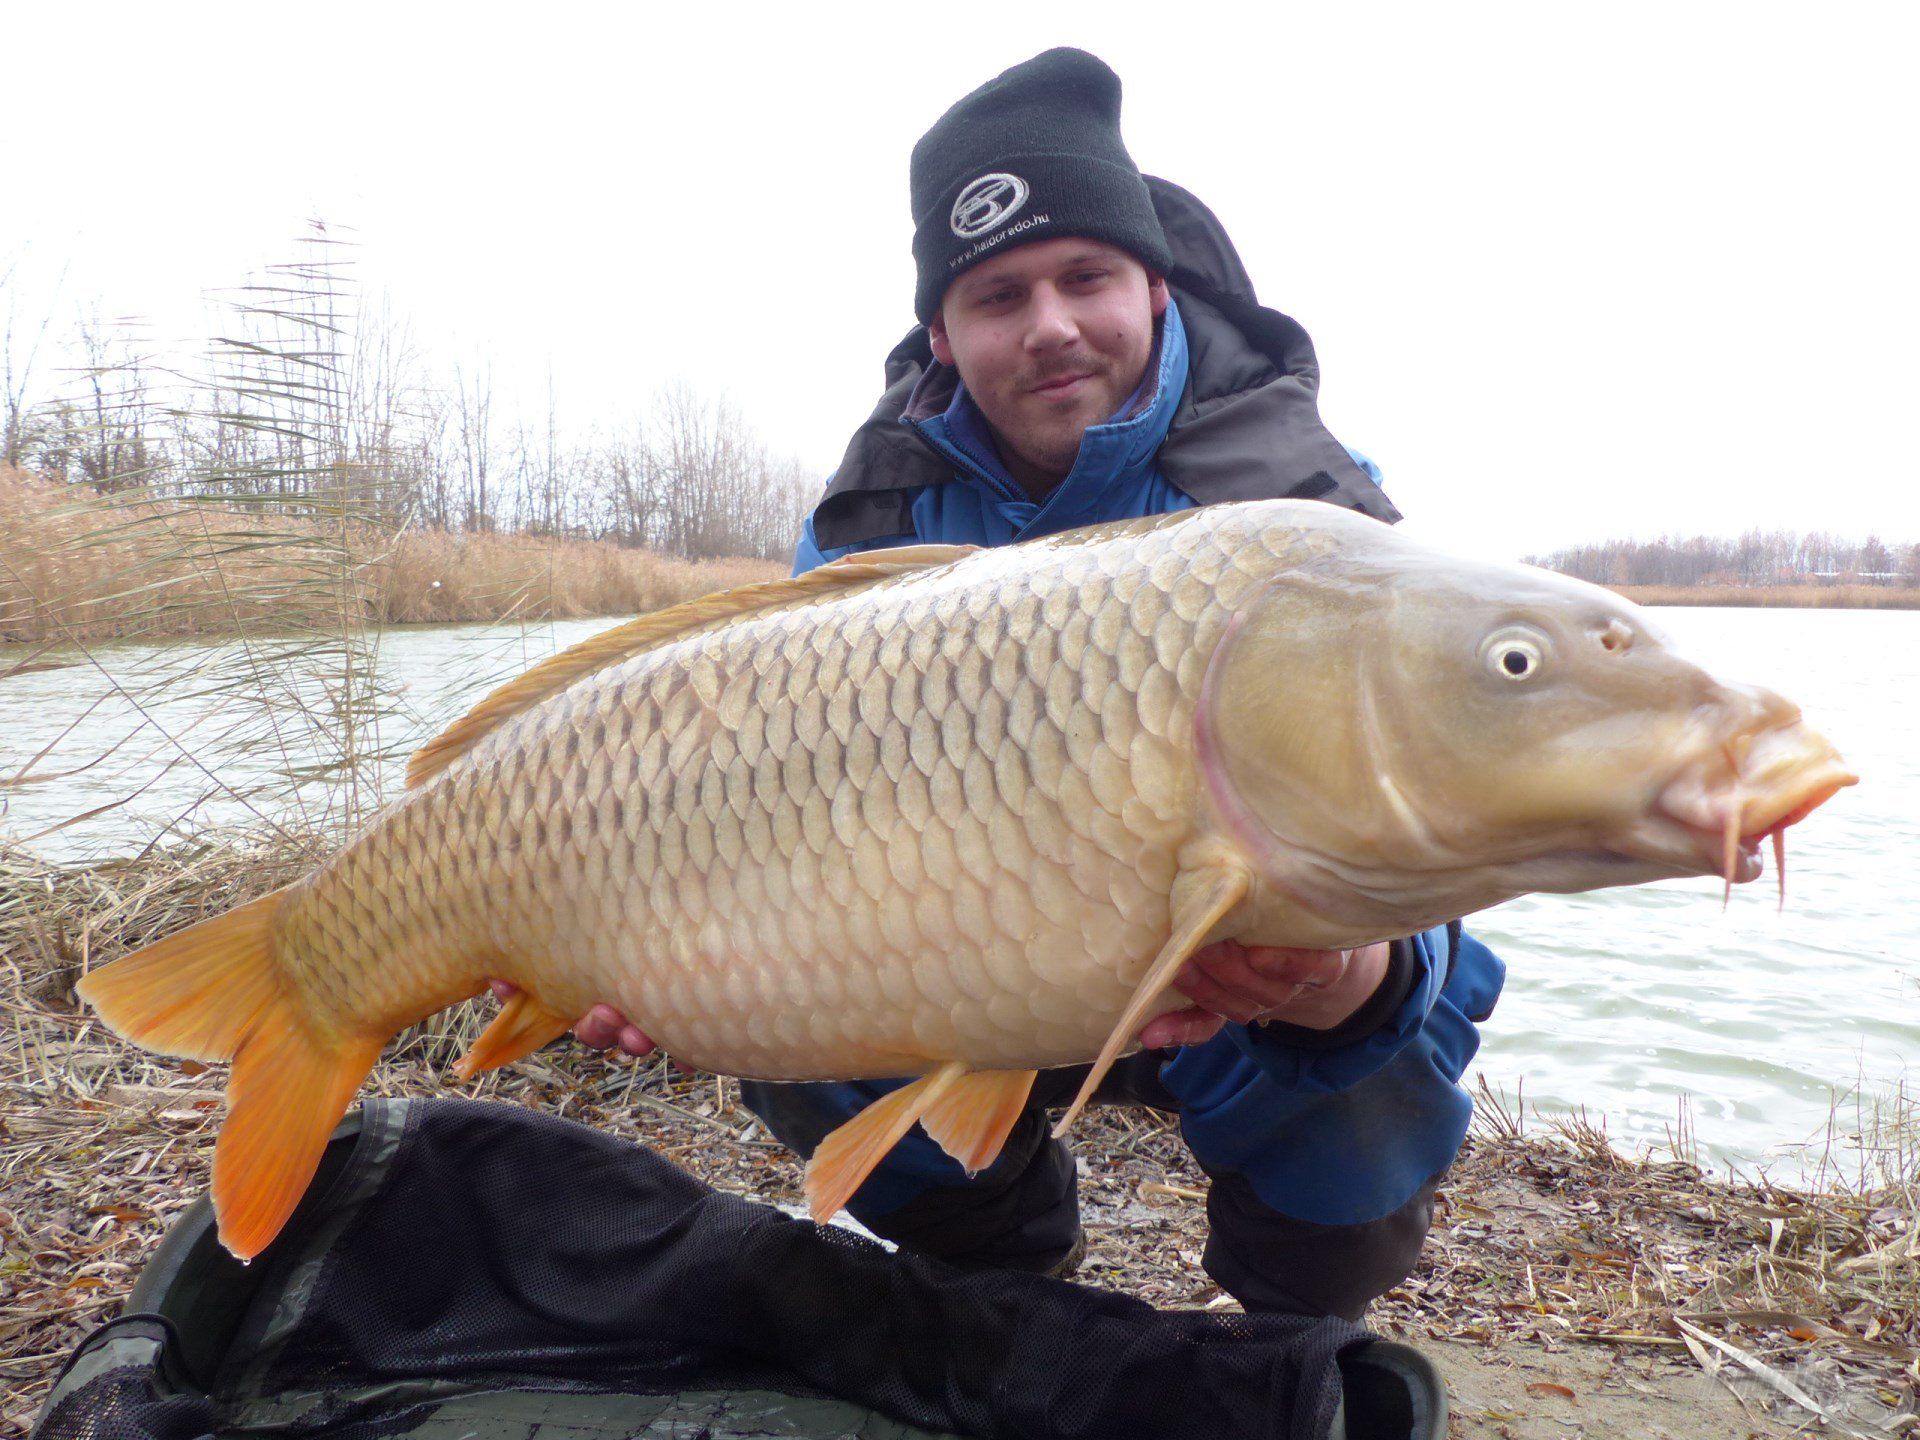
[368,527,779,628]
[0,467,782,646]
[2,831,1916,1433]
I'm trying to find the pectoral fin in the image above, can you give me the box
[452,991,575,1080]
[1052,861,1252,1137]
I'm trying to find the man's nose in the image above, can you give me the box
[1023,284,1078,350]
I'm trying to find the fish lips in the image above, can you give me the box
[1616,730,1857,881]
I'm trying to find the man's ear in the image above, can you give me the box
[1148,271,1171,319]
[928,312,954,367]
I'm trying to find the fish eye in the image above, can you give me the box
[1482,627,1548,683]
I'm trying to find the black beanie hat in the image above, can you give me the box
[910,48,1173,325]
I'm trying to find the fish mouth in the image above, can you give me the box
[1614,723,1857,893]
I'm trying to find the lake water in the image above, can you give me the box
[3,608,1915,1183]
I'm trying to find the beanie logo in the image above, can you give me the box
[950,173,1030,240]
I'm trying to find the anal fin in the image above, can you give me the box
[1053,861,1251,1138]
[920,1069,1037,1174]
[453,991,575,1080]
[805,1062,967,1222]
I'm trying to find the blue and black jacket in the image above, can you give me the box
[777,180,1505,1227]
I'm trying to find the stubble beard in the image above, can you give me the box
[995,355,1117,482]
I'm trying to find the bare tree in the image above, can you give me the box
[453,363,495,532]
[1530,530,1918,588]
[30,315,165,491]
[7,240,812,566]
[2,259,64,471]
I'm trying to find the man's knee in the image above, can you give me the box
[863,1108,1082,1272]
[738,1077,860,1160]
[1202,1171,1440,1321]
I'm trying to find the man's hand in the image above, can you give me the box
[485,980,664,1060]
[1135,940,1394,1050]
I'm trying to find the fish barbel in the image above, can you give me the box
[77,501,1856,1258]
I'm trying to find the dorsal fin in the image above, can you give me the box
[404,544,977,787]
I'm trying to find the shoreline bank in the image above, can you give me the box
[1609,582,1920,610]
[12,470,1918,649]
[1,834,1915,1435]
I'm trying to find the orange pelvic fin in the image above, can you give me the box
[804,1062,968,1222]
[75,887,385,1262]
[919,1069,1038,1174]
[1054,860,1250,1139]
[453,991,574,1080]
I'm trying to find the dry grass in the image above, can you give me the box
[0,467,367,645]
[2,835,1917,1435]
[370,527,779,628]
[1612,583,1920,610]
[0,467,782,645]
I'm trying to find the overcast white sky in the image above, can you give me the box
[6,1,1915,562]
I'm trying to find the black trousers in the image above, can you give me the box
[741,1054,1438,1322]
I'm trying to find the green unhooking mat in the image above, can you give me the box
[32,1097,1440,1440]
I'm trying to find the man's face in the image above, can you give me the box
[930,237,1169,489]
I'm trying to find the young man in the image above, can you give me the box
[532,47,1506,1320]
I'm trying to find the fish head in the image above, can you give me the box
[1200,545,1857,925]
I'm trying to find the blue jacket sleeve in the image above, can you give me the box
[1342,445,1385,487]
[1218,923,1505,1095]
[1161,926,1506,1226]
[791,513,834,576]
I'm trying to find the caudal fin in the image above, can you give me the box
[76,889,382,1261]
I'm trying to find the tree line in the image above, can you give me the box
[1527,531,1920,589]
[1,245,817,562]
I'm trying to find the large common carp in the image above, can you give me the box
[78,501,1855,1259]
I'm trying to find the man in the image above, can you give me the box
[510,47,1505,1321]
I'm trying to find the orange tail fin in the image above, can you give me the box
[76,889,383,1262]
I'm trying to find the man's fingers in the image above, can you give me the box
[574,1004,626,1050]
[1137,1005,1228,1049]
[1170,963,1270,1026]
[616,1024,659,1058]
[1240,945,1348,988]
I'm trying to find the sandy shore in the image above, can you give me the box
[2,1033,1911,1435]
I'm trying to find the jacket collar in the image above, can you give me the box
[899,300,1191,540]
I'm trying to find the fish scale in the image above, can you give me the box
[78,500,1857,1259]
